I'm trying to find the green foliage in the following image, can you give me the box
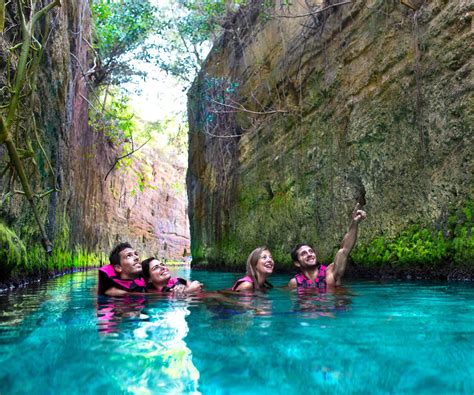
[88,88,151,166]
[144,115,188,155]
[91,90,137,144]
[450,200,474,263]
[153,0,226,82]
[91,0,158,85]
[91,0,239,86]
[353,201,474,267]
[0,222,104,280]
[9,245,106,279]
[0,223,27,276]
[352,228,448,267]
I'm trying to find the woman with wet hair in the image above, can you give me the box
[231,246,274,292]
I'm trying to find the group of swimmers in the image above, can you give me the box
[98,203,367,297]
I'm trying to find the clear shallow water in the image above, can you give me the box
[0,268,473,395]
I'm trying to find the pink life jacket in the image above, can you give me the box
[231,275,254,291]
[294,265,327,289]
[98,264,146,295]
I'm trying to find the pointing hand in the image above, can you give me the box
[352,203,367,224]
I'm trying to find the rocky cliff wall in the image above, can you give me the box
[187,0,473,270]
[0,1,189,282]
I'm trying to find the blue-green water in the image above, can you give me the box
[0,268,473,395]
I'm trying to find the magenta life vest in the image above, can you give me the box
[294,265,327,289]
[98,264,147,295]
[232,275,254,291]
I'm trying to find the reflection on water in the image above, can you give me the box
[96,268,200,394]
[133,298,200,394]
[292,287,353,318]
[97,295,147,334]
[0,270,473,394]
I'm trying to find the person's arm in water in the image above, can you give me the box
[172,280,204,295]
[104,287,129,297]
[327,203,367,286]
[234,281,254,292]
[185,280,203,293]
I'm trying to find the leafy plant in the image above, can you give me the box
[352,200,474,267]
[91,0,158,86]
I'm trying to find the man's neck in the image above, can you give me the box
[300,266,319,281]
[118,273,138,281]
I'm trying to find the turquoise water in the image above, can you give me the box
[0,268,473,395]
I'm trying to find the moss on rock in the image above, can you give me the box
[0,223,27,277]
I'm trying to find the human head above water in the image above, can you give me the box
[246,246,274,289]
[291,243,317,265]
[141,257,170,287]
[109,242,142,279]
[109,242,133,266]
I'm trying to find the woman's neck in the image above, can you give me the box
[150,279,168,291]
[255,272,268,287]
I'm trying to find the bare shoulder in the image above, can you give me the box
[235,281,254,292]
[287,277,297,289]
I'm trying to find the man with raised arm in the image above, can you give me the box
[98,242,147,296]
[288,203,367,290]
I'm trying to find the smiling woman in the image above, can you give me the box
[231,246,274,292]
[141,257,203,294]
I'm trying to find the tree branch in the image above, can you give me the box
[208,98,288,115]
[104,137,151,181]
[31,0,61,27]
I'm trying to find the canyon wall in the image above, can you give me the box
[0,1,189,281]
[187,0,473,270]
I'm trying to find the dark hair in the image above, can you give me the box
[290,243,314,263]
[109,242,133,267]
[141,257,157,284]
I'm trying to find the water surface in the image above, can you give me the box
[0,268,473,394]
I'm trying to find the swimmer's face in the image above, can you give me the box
[148,259,171,284]
[115,248,142,279]
[295,245,317,268]
[255,249,274,275]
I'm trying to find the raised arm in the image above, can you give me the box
[331,203,367,285]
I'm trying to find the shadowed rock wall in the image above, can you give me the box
[187,0,473,268]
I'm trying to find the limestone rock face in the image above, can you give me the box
[0,0,189,276]
[187,0,473,267]
[87,150,190,261]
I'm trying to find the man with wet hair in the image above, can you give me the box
[288,203,367,289]
[98,242,147,296]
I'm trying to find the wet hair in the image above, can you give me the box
[109,242,133,267]
[246,246,273,291]
[140,257,156,284]
[290,243,315,263]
